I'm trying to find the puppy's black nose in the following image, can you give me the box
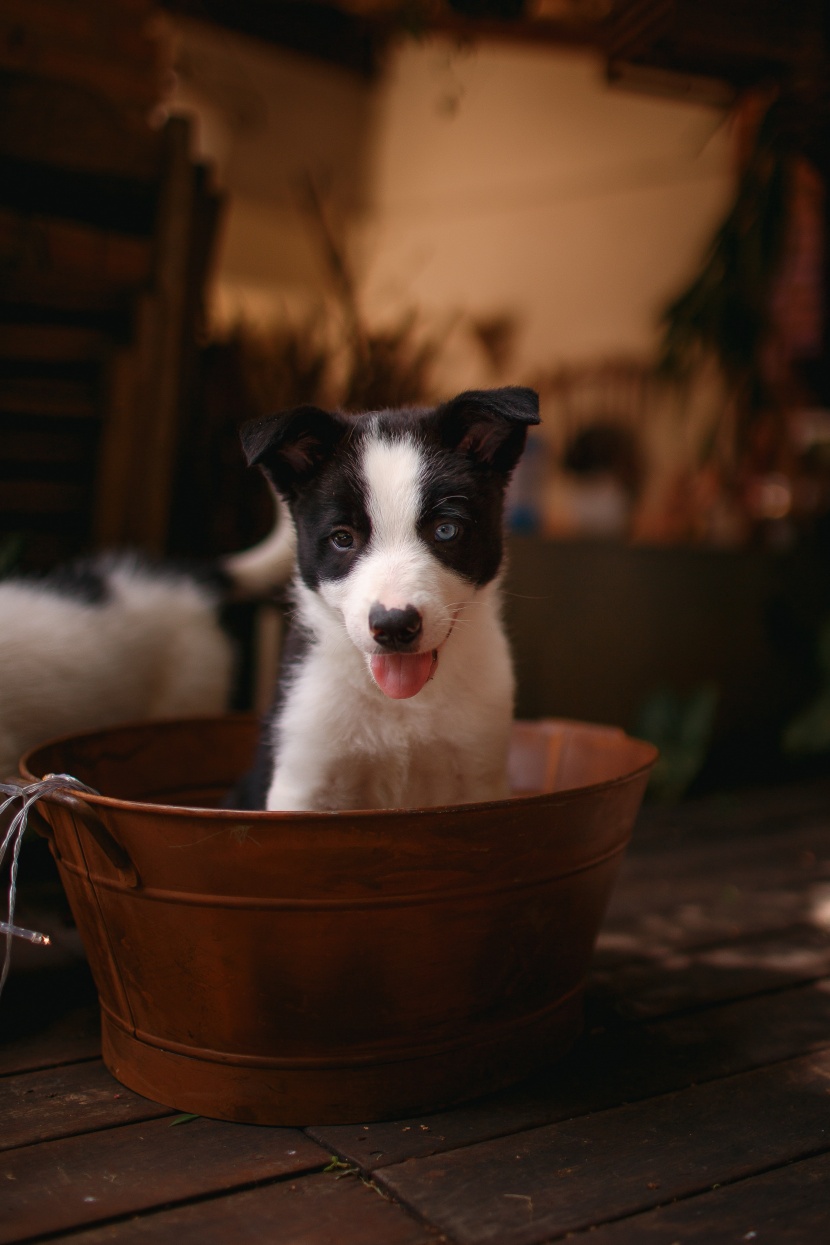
[369,603,423,649]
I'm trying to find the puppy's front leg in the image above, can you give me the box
[265,748,331,812]
[265,735,364,812]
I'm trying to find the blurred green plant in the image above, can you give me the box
[635,682,720,802]
[232,317,331,414]
[232,175,447,417]
[658,98,792,478]
[342,310,444,411]
[234,307,443,418]
[782,618,830,755]
[0,535,23,579]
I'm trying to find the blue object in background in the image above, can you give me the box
[507,430,545,533]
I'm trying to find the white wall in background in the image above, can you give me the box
[168,21,733,380]
[166,17,374,325]
[359,39,733,380]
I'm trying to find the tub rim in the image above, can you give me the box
[20,712,658,823]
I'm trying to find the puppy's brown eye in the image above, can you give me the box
[330,529,354,550]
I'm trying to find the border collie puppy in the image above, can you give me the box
[0,522,293,780]
[235,386,540,812]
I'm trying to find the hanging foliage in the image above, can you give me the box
[658,99,792,418]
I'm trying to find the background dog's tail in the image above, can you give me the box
[221,493,295,599]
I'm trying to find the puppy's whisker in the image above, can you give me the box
[500,591,551,602]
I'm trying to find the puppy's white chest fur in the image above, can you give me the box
[268,581,513,811]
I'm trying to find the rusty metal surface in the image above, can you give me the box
[22,716,655,1124]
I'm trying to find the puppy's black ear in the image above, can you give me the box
[437,387,540,474]
[239,406,345,496]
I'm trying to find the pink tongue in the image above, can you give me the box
[370,651,434,699]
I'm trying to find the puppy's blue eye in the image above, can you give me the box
[434,521,460,542]
[330,529,354,550]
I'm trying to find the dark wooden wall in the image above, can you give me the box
[0,0,222,570]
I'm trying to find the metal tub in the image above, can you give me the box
[22,716,656,1124]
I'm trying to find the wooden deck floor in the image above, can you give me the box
[3,778,830,1243]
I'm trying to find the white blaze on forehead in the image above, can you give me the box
[360,433,424,548]
[320,425,474,655]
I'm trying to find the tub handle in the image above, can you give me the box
[3,778,55,846]
[29,784,140,889]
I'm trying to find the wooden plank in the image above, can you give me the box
[0,1060,173,1151]
[93,116,211,551]
[594,922,830,1019]
[0,376,96,418]
[93,336,141,546]
[0,892,100,1076]
[128,118,194,550]
[0,155,158,236]
[568,1149,830,1244]
[632,779,830,845]
[33,1170,435,1245]
[598,891,825,966]
[0,1116,328,1244]
[310,978,830,1170]
[608,828,830,905]
[0,73,161,175]
[0,0,157,73]
[0,40,161,117]
[596,814,830,955]
[373,1049,830,1245]
[0,210,152,290]
[0,1002,100,1076]
[0,323,109,362]
[2,423,91,464]
[0,479,87,514]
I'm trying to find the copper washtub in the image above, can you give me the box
[22,715,656,1125]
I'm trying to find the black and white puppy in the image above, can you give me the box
[236,386,540,812]
[0,520,292,780]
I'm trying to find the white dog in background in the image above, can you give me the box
[0,520,292,780]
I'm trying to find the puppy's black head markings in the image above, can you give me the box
[432,386,540,475]
[240,405,349,497]
[240,406,368,588]
[418,387,540,585]
[239,387,541,590]
[240,387,539,494]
